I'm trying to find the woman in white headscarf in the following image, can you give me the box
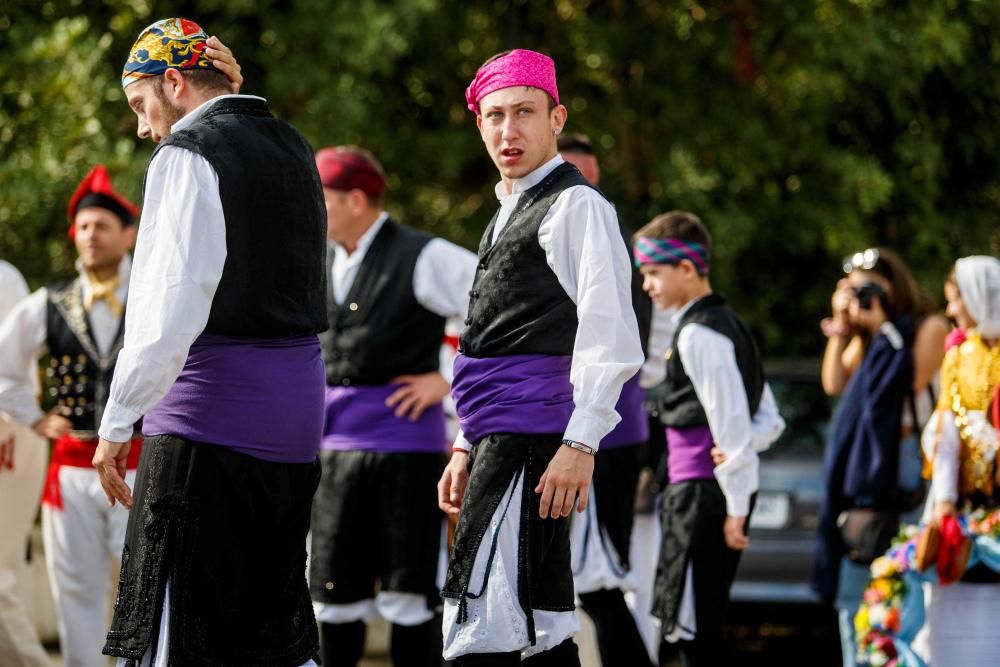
[920,255,1000,666]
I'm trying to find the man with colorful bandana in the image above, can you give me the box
[437,49,644,666]
[310,146,476,667]
[93,18,326,666]
[0,165,142,667]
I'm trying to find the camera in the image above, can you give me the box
[852,282,887,310]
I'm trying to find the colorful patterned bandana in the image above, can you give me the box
[633,236,710,274]
[122,18,214,89]
[465,49,560,114]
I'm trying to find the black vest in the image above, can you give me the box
[151,97,327,338]
[460,162,598,358]
[661,293,764,427]
[320,219,446,386]
[44,279,126,434]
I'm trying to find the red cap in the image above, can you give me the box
[315,147,386,200]
[67,165,138,239]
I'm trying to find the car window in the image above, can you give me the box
[763,375,834,458]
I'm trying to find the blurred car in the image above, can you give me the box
[731,359,833,604]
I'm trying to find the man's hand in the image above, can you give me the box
[438,450,469,515]
[535,444,595,519]
[933,500,957,523]
[710,446,727,466]
[204,36,243,93]
[93,438,133,509]
[724,515,750,550]
[32,409,72,439]
[387,372,449,421]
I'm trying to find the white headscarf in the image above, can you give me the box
[955,255,1000,338]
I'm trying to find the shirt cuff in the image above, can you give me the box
[452,430,472,453]
[564,407,616,454]
[98,400,142,443]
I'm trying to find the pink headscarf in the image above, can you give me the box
[465,49,560,114]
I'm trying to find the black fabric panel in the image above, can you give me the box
[442,434,575,647]
[103,436,320,667]
[309,449,446,603]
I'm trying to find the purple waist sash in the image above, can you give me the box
[666,425,716,483]
[321,385,446,453]
[451,353,574,444]
[602,375,649,449]
[143,334,324,463]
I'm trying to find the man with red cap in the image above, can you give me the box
[437,50,644,665]
[310,145,476,667]
[0,164,142,667]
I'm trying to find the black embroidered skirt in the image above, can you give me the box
[651,479,753,640]
[441,433,575,645]
[102,435,321,666]
[310,449,447,605]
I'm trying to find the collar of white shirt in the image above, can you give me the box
[493,154,565,202]
[170,93,269,134]
[333,211,390,263]
[671,293,710,327]
[74,254,132,303]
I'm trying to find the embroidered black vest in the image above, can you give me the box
[460,162,598,358]
[320,219,446,386]
[151,97,327,338]
[661,293,764,427]
[44,279,126,434]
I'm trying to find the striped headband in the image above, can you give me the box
[633,236,710,274]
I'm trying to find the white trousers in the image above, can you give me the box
[624,512,662,663]
[42,465,133,667]
[0,417,49,667]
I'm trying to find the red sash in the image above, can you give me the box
[42,434,142,509]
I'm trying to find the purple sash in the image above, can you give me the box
[665,425,715,483]
[321,385,447,453]
[451,354,574,444]
[601,376,649,449]
[143,335,324,463]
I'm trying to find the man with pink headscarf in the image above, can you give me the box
[436,49,644,665]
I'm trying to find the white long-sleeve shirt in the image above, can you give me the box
[331,212,477,323]
[97,96,257,443]
[452,155,645,453]
[672,298,785,517]
[0,260,29,321]
[0,258,131,427]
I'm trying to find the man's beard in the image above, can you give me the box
[153,82,188,134]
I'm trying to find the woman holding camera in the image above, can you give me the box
[813,247,948,667]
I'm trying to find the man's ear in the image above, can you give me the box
[551,104,568,134]
[123,224,138,250]
[163,68,185,99]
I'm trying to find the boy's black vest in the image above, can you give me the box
[45,279,126,433]
[461,162,601,358]
[151,97,327,338]
[320,219,446,386]
[661,293,764,427]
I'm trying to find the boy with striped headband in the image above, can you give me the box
[437,49,644,665]
[634,211,783,665]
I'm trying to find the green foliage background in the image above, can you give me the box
[2,0,998,355]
